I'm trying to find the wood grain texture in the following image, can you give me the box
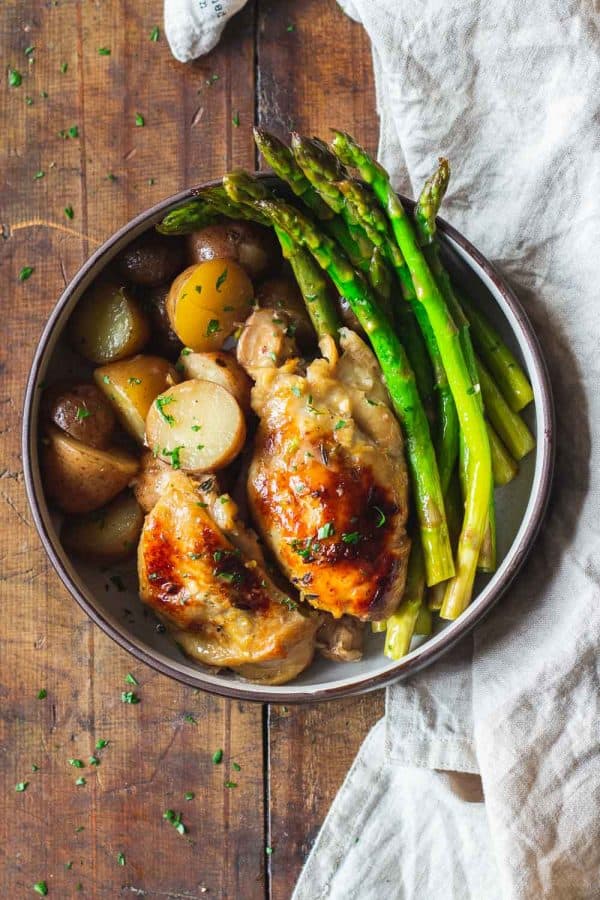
[0,1,382,897]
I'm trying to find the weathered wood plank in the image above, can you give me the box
[0,2,266,897]
[255,2,384,897]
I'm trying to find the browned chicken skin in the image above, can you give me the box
[237,310,411,622]
[137,470,318,684]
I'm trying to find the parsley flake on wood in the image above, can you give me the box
[95,739,109,750]
[231,762,241,772]
[37,688,47,699]
[98,47,111,56]
[135,112,145,127]
[212,748,223,764]
[60,61,68,73]
[8,68,22,87]
[64,205,74,219]
[15,781,29,792]
[88,756,100,766]
[125,672,138,685]
[150,25,160,41]
[34,170,44,180]
[68,759,84,768]
[117,852,126,866]
[121,691,140,704]
[75,776,86,786]
[184,791,195,801]
[232,112,240,127]
[224,780,237,789]
[163,809,187,834]
[184,714,198,725]
[33,883,48,896]
[18,266,34,281]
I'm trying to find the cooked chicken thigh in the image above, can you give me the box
[137,468,318,684]
[237,310,410,621]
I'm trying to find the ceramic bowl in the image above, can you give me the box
[22,177,555,702]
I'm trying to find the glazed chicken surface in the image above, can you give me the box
[137,464,318,685]
[237,309,411,621]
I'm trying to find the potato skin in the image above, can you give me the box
[69,280,150,364]
[116,232,185,287]
[94,355,180,444]
[133,450,190,513]
[45,383,116,450]
[178,350,252,413]
[61,491,144,562]
[167,259,254,352]
[142,283,183,358]
[186,220,278,280]
[42,425,140,514]
[255,276,314,348]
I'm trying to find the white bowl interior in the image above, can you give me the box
[25,195,551,700]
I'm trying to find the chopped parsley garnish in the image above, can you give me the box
[95,739,109,750]
[188,552,202,560]
[106,172,117,182]
[89,756,100,766]
[163,809,187,834]
[15,781,29,792]
[232,112,240,127]
[75,406,90,420]
[291,385,302,398]
[33,883,48,896]
[334,419,347,431]
[267,351,277,363]
[150,25,160,41]
[60,61,68,73]
[373,506,386,528]
[155,395,175,424]
[317,522,335,539]
[75,776,86,786]
[163,445,183,469]
[65,861,73,870]
[184,714,197,725]
[206,318,221,336]
[215,268,228,291]
[121,691,140,704]
[135,112,145,127]
[25,96,33,105]
[190,424,202,432]
[125,672,138,685]
[206,73,219,85]
[181,347,192,356]
[286,23,295,31]
[37,688,47,699]
[34,170,44,180]
[128,376,142,385]
[68,759,84,768]
[196,443,205,451]
[224,780,237,789]
[212,748,223,764]
[31,764,39,772]
[68,124,79,138]
[184,791,194,801]
[8,68,23,87]
[65,205,74,219]
[342,531,361,544]
[117,852,126,865]
[102,374,111,384]
[280,596,298,611]
[18,266,34,281]
[98,47,111,55]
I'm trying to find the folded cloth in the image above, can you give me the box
[164,1,600,896]
[164,0,246,62]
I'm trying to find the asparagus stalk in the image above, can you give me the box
[384,536,426,659]
[488,423,519,485]
[477,355,535,460]
[259,196,454,585]
[459,293,534,412]
[331,131,492,618]
[156,199,220,235]
[222,171,340,341]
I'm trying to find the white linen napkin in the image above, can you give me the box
[163,1,600,896]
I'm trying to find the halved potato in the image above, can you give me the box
[61,491,144,562]
[145,380,246,473]
[94,355,180,444]
[167,259,254,352]
[69,280,150,364]
[177,350,252,413]
[44,382,116,449]
[42,425,140,514]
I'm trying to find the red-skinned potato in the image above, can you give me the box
[42,425,139,514]
[186,220,278,280]
[116,232,185,287]
[44,383,116,450]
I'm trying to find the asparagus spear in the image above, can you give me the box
[459,293,534,412]
[222,171,340,341]
[477,355,535,460]
[488,423,519,485]
[253,128,373,276]
[331,131,492,618]
[156,199,219,235]
[259,196,454,585]
[384,536,427,659]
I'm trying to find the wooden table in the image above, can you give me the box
[0,2,383,896]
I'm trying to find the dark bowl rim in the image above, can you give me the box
[22,175,555,703]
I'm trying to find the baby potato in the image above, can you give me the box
[42,425,139,514]
[69,280,150,364]
[116,232,185,287]
[133,450,190,513]
[45,382,116,450]
[255,276,314,348]
[167,259,254,352]
[143,283,183,358]
[61,491,144,562]
[177,350,252,413]
[94,355,180,444]
[186,220,278,280]
[145,380,246,474]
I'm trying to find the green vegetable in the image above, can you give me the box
[98,47,111,55]
[150,25,160,41]
[212,748,223,764]
[135,113,145,127]
[384,534,426,659]
[15,781,29,792]
[9,68,23,87]
[124,672,138,685]
[37,688,47,699]
[121,691,140,704]
[33,883,48,896]
[18,266,34,281]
